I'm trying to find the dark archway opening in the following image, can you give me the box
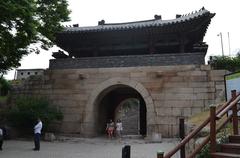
[96,85,147,136]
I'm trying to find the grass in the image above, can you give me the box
[0,96,8,102]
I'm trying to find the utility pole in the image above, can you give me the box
[217,32,224,56]
[228,32,231,56]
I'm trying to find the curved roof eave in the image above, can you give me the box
[63,7,215,33]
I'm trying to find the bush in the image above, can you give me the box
[0,77,10,96]
[3,96,63,135]
[196,144,210,158]
[196,128,229,158]
[209,56,240,72]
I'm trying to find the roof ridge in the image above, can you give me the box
[63,7,214,32]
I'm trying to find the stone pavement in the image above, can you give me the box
[0,137,180,158]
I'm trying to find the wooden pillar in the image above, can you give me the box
[157,151,164,158]
[179,118,185,158]
[210,105,216,153]
[231,90,239,135]
[122,145,131,158]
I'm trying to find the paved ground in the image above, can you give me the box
[0,137,180,158]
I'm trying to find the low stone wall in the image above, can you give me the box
[49,53,205,69]
[11,65,228,137]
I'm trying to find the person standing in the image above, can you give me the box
[0,127,3,150]
[33,118,42,151]
[116,119,123,140]
[106,119,115,139]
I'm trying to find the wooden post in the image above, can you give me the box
[210,105,216,153]
[231,90,239,135]
[122,145,131,158]
[179,118,185,158]
[157,151,164,158]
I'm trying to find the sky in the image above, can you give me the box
[4,0,240,79]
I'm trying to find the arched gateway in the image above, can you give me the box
[12,8,225,138]
[83,78,155,136]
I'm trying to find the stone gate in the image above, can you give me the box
[12,8,227,138]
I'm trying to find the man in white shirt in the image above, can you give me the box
[0,127,3,150]
[33,118,42,151]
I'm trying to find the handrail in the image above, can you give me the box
[217,94,240,118]
[187,115,232,158]
[164,91,240,158]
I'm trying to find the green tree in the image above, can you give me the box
[209,55,240,72]
[0,0,70,75]
[0,77,10,96]
[3,96,63,134]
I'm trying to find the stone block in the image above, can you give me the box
[164,87,193,93]
[183,108,191,117]
[163,100,192,108]
[200,65,211,71]
[44,132,56,141]
[165,93,196,100]
[189,70,207,76]
[165,76,184,82]
[156,116,177,125]
[209,70,228,76]
[63,114,81,122]
[188,82,215,88]
[170,124,179,137]
[150,132,162,143]
[156,107,172,116]
[216,84,225,90]
[130,72,147,78]
[157,124,170,137]
[192,100,205,107]
[193,88,215,93]
[151,93,165,100]
[191,107,202,115]
[209,75,225,81]
[195,93,215,100]
[172,108,182,116]
[66,73,79,80]
[144,95,154,105]
[187,76,208,82]
[204,100,215,107]
[61,107,83,114]
[164,82,188,88]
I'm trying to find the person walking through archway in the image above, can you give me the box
[116,119,123,141]
[106,119,114,139]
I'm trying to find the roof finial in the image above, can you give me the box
[154,15,162,20]
[73,24,79,27]
[98,20,105,25]
[176,14,181,18]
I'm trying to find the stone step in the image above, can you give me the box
[122,135,143,139]
[229,135,240,144]
[220,143,240,154]
[211,152,240,158]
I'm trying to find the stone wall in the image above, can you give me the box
[12,65,228,137]
[49,53,205,69]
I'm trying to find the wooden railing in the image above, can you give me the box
[159,90,240,158]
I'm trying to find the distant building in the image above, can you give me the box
[16,69,45,80]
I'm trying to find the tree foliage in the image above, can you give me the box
[0,77,10,96]
[2,96,63,134]
[209,55,240,72]
[0,0,70,75]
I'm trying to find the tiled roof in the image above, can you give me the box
[63,7,214,33]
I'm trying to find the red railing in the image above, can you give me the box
[158,90,240,158]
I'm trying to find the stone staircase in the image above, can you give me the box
[211,135,240,158]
